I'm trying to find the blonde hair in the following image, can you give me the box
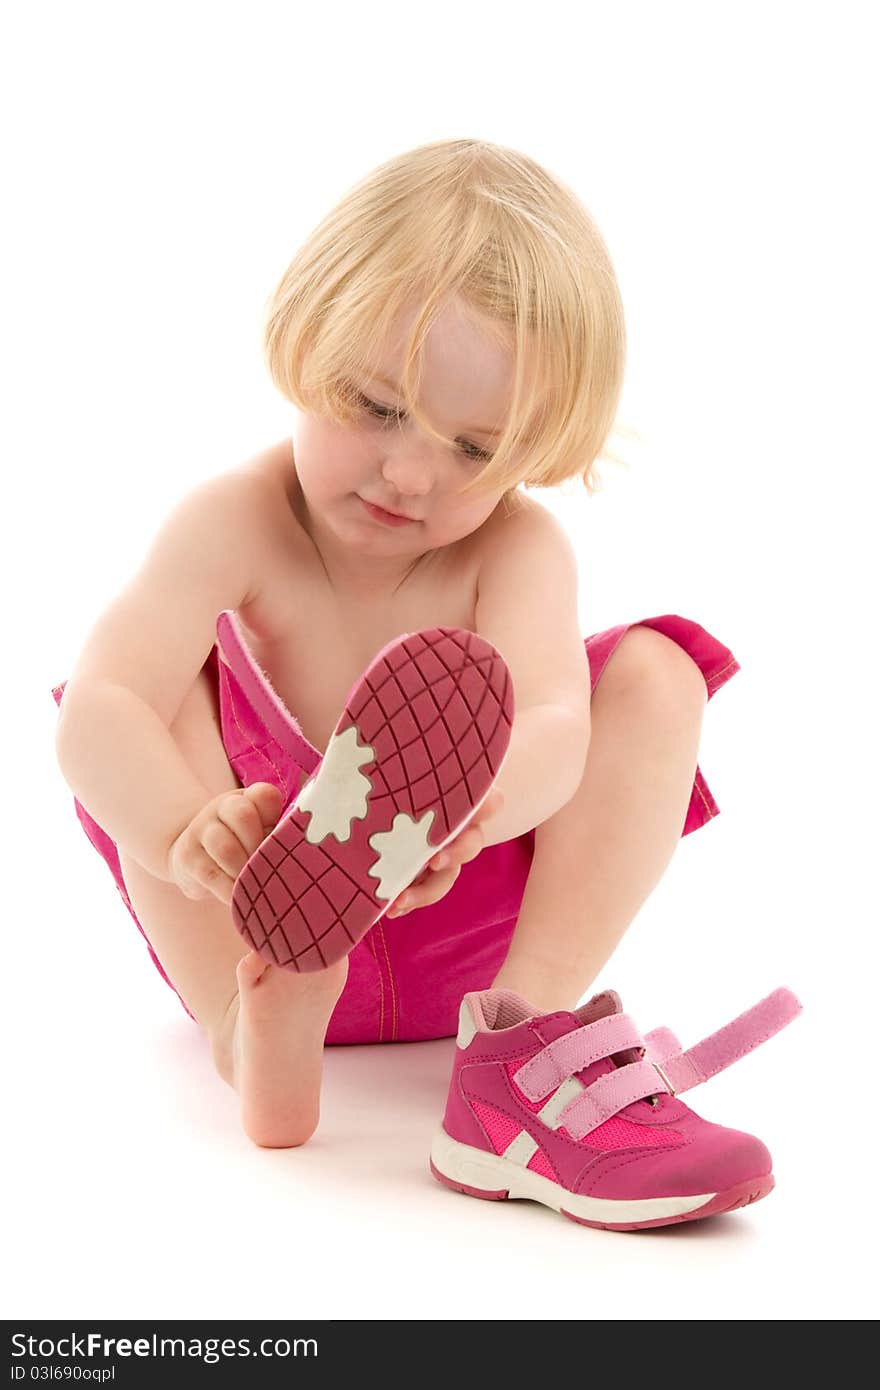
[263,138,629,504]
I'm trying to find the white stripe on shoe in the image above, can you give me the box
[500,1075,584,1169]
[502,1131,539,1166]
[537,1075,584,1128]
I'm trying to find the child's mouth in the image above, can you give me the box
[360,498,418,527]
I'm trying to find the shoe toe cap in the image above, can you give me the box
[580,1122,773,1201]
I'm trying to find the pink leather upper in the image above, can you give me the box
[443,985,800,1197]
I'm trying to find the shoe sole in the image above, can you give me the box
[230,626,514,972]
[429,1128,774,1230]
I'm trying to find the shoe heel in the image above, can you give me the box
[429,1157,509,1202]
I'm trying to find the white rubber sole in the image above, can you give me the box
[430,1128,716,1225]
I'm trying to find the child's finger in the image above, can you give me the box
[426,806,495,872]
[464,825,491,859]
[411,790,503,887]
[442,825,485,867]
[388,865,459,915]
[243,782,285,828]
[472,787,504,825]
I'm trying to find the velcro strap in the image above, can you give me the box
[556,1058,670,1140]
[658,986,803,1095]
[643,1026,681,1061]
[513,1014,644,1102]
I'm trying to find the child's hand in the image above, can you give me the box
[166,783,284,906]
[385,788,504,918]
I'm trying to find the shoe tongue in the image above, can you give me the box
[529,988,663,1119]
[530,988,622,1046]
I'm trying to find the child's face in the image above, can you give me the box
[291,296,521,590]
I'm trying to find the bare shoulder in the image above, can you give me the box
[235,438,305,549]
[478,490,574,572]
[204,438,304,592]
[235,436,293,500]
[219,439,287,515]
[56,440,296,730]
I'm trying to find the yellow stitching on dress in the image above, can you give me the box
[375,919,398,1042]
[706,656,739,691]
[366,932,385,1041]
[691,768,714,816]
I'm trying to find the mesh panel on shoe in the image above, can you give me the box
[527,1149,557,1180]
[470,1099,560,1179]
[504,1059,681,1149]
[574,1114,681,1150]
[470,1098,524,1155]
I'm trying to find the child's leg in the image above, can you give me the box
[116,663,346,1148]
[491,625,709,1011]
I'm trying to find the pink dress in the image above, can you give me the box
[50,613,739,1044]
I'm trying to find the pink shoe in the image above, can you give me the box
[228,616,514,972]
[431,985,802,1230]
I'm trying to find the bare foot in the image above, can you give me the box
[232,950,349,1148]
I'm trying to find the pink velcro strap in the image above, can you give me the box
[513,1014,644,1102]
[643,1026,681,1062]
[556,1059,669,1140]
[660,986,803,1096]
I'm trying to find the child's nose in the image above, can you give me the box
[381,439,436,495]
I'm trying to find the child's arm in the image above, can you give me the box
[55,472,260,881]
[388,503,591,918]
[471,503,591,849]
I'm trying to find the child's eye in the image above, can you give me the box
[458,439,494,463]
[355,392,493,463]
[358,392,398,422]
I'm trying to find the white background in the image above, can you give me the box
[4,0,877,1322]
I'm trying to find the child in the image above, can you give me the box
[52,138,800,1229]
